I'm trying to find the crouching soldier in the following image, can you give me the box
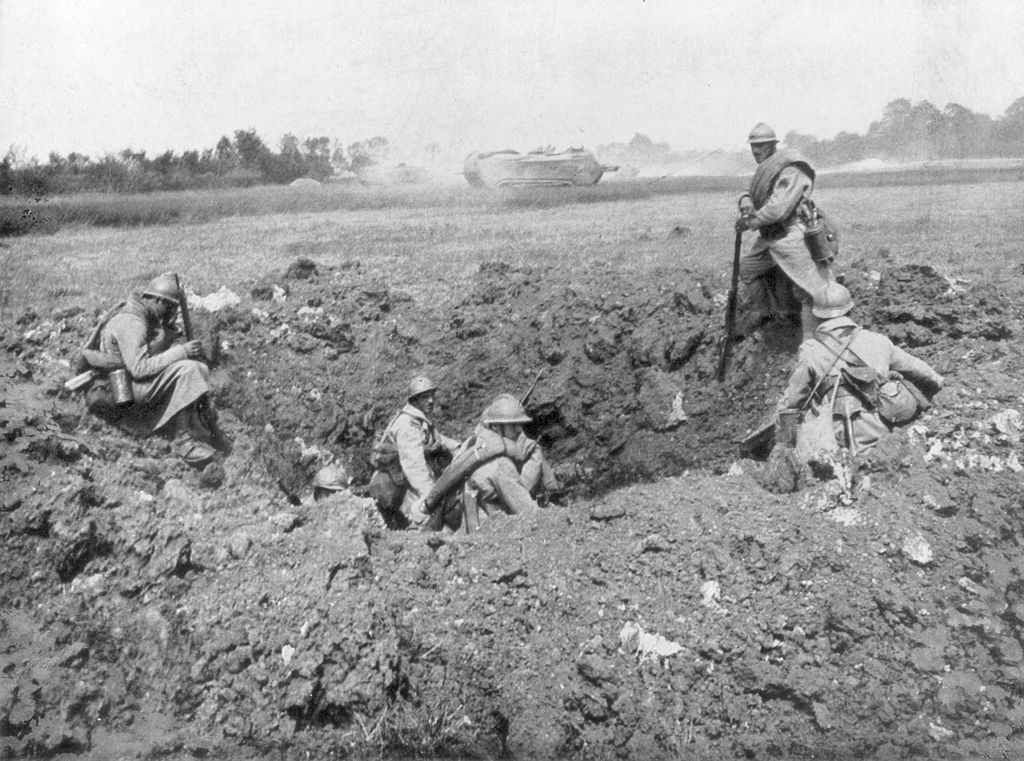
[367,375,460,529]
[423,394,559,532]
[777,282,944,456]
[78,272,228,467]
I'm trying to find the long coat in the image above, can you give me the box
[99,295,210,431]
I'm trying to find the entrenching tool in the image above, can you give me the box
[714,230,743,382]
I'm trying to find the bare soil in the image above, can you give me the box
[3,252,1024,760]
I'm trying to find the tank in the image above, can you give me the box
[463,147,618,188]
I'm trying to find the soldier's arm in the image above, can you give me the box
[777,346,817,411]
[107,314,188,380]
[518,439,545,494]
[749,166,813,229]
[395,420,435,499]
[889,346,944,391]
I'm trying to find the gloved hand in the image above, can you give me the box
[734,214,754,233]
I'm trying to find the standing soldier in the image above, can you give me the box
[366,375,460,529]
[735,122,833,340]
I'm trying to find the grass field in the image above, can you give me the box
[2,176,1022,324]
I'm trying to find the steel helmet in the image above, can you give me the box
[313,464,350,491]
[407,375,438,401]
[143,272,181,303]
[747,122,778,145]
[812,282,854,319]
[481,394,532,425]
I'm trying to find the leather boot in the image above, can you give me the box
[171,408,216,467]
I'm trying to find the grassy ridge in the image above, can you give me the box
[3,163,1024,238]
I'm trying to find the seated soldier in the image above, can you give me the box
[367,375,460,529]
[82,272,228,467]
[777,281,944,455]
[423,394,559,532]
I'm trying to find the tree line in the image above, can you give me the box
[0,130,392,196]
[3,96,1024,196]
[784,97,1024,165]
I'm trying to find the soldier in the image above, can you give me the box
[425,394,558,532]
[312,463,351,501]
[735,122,832,339]
[85,272,226,466]
[777,282,944,455]
[367,375,460,529]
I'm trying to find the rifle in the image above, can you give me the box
[714,230,743,382]
[520,368,545,406]
[173,273,194,343]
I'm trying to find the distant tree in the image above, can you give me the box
[214,135,236,170]
[303,136,333,179]
[234,129,269,170]
[152,149,176,176]
[994,97,1024,155]
[347,136,389,173]
[181,150,201,174]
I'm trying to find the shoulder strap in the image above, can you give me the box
[800,328,861,413]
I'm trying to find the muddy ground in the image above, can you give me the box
[3,255,1024,759]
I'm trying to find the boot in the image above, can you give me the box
[171,408,216,467]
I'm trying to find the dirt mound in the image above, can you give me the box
[3,262,1024,759]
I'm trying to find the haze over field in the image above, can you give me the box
[2,0,1024,161]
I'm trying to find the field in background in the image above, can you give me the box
[1,175,1021,323]
[2,161,1023,239]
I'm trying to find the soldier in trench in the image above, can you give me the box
[776,282,944,456]
[79,272,229,466]
[366,375,461,529]
[735,122,833,340]
[422,394,561,532]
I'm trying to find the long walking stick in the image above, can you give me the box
[715,231,743,382]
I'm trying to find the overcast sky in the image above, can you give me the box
[2,0,1023,161]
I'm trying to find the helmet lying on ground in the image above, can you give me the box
[313,464,350,491]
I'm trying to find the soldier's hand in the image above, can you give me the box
[184,340,205,359]
[735,215,752,233]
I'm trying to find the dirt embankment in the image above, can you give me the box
[3,261,1024,759]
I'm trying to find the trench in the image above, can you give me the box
[206,258,812,502]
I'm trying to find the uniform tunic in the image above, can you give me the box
[99,295,210,431]
[778,316,943,453]
[368,403,459,519]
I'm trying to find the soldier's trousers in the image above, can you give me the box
[740,224,832,335]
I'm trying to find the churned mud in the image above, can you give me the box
[3,258,1024,759]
